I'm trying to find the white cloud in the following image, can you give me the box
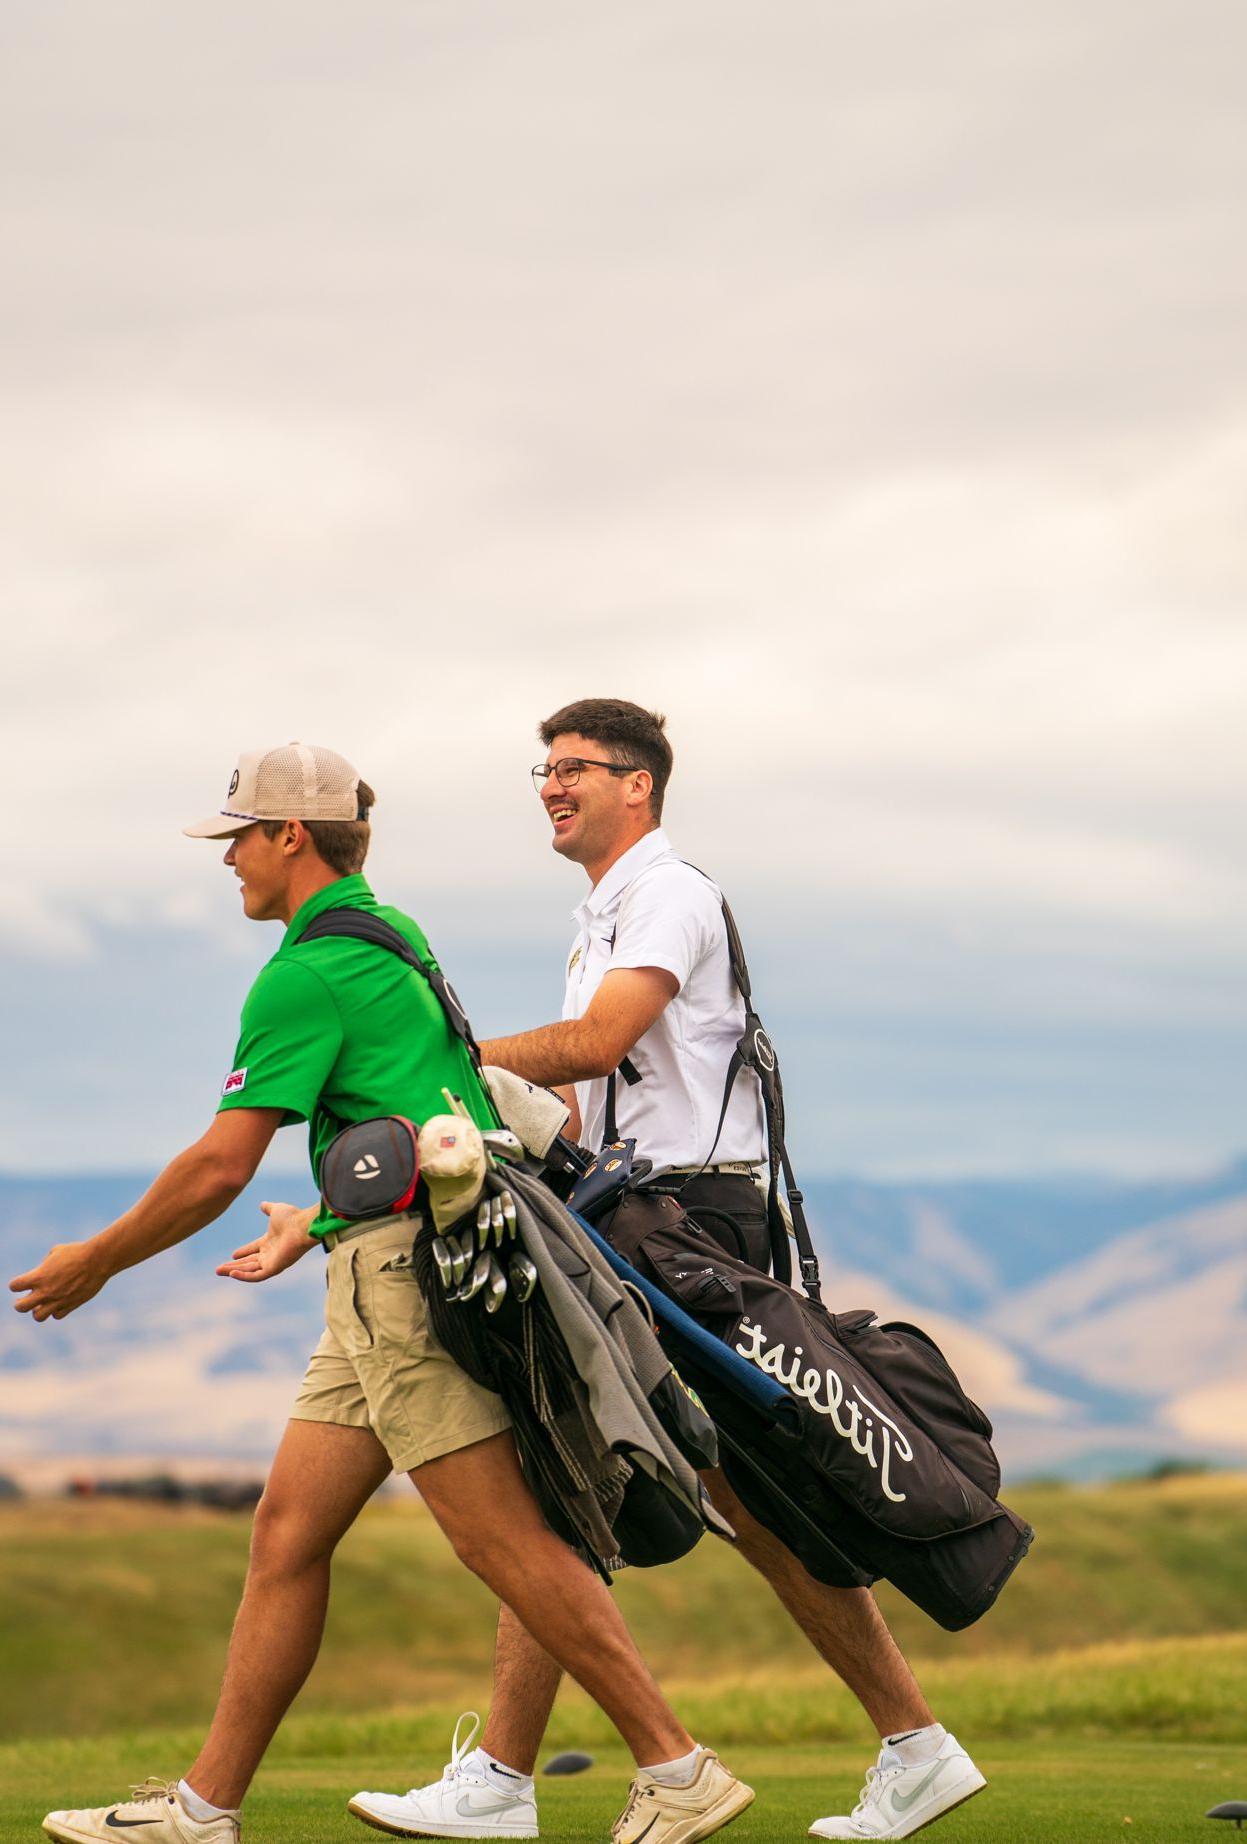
[1,0,1244,1173]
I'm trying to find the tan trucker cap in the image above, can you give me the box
[183,741,367,839]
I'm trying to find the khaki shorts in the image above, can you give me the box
[290,1214,512,1473]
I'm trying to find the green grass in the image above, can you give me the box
[2,1722,1244,1844]
[5,1474,1247,1743]
[3,1481,1245,1841]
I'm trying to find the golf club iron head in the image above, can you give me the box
[447,1235,471,1288]
[483,1256,508,1313]
[509,1253,538,1304]
[431,1237,454,1290]
[456,1252,492,1304]
[501,1192,518,1243]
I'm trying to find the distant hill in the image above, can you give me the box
[805,1159,1247,1303]
[2,1474,1245,1741]
[4,1164,1247,1478]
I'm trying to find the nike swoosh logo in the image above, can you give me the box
[628,1820,659,1844]
[104,1819,162,1829]
[455,1796,525,1819]
[890,1762,946,1813]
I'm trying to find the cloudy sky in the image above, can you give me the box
[3,0,1244,1182]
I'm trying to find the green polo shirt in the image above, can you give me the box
[218,875,497,1236]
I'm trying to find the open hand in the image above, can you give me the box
[216,1201,319,1283]
[10,1241,108,1321]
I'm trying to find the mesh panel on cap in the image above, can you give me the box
[253,742,361,819]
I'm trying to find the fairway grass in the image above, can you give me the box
[2,1736,1243,1844]
[4,1487,1245,1840]
[3,1643,1245,1844]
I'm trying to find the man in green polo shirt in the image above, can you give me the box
[10,741,751,1844]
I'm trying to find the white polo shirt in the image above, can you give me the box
[562,828,767,1175]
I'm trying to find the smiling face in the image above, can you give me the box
[224,822,299,921]
[537,731,655,880]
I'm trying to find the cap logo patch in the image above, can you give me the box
[228,769,240,797]
[352,1154,382,1180]
[221,1067,248,1095]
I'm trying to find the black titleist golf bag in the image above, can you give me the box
[586,875,1032,1630]
[601,1189,1033,1630]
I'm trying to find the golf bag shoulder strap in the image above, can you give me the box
[688,873,819,1301]
[600,914,645,1142]
[296,907,486,1076]
[601,861,821,1302]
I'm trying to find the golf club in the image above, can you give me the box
[509,1253,538,1303]
[484,1256,508,1313]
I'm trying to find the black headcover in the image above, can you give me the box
[321,1116,421,1221]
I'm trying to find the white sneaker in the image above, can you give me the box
[807,1734,985,1839]
[44,1781,239,1844]
[349,1714,539,1839]
[611,1749,754,1844]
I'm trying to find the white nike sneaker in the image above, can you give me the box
[807,1734,985,1839]
[611,1749,754,1844]
[349,1714,538,1839]
[43,1780,239,1844]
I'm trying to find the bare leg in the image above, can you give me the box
[186,1420,392,1807]
[704,1468,934,1736]
[477,1465,932,1773]
[413,1432,690,1767]
[480,1605,562,1774]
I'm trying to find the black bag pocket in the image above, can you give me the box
[834,1315,1001,1500]
[605,1192,745,1317]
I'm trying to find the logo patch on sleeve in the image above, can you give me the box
[221,1067,249,1096]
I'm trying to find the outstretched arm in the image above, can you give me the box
[9,1107,283,1321]
[479,965,677,1088]
[216,1199,321,1283]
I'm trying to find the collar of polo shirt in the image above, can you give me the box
[576,827,672,926]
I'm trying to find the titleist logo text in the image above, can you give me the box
[734,1316,914,1502]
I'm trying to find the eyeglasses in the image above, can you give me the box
[530,756,640,792]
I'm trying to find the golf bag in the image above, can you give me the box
[295,907,724,1580]
[602,1190,1033,1630]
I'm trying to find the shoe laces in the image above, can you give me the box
[851,1764,883,1817]
[613,1779,657,1838]
[127,1781,179,1807]
[425,1711,482,1795]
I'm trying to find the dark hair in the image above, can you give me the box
[262,778,376,876]
[539,699,673,820]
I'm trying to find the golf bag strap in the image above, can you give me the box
[296,909,487,1078]
[603,1055,643,1143]
[689,874,820,1301]
[602,867,821,1301]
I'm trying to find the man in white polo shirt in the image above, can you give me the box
[350,700,984,1843]
[559,804,773,1269]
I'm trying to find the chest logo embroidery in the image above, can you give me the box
[568,945,583,974]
